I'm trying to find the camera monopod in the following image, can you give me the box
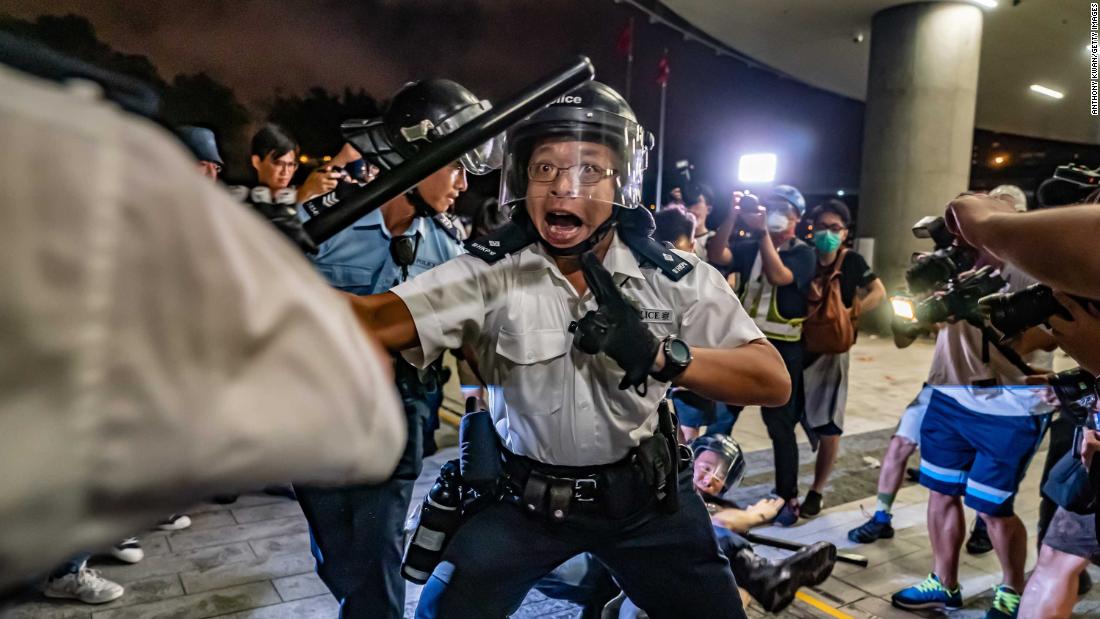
[303,55,595,246]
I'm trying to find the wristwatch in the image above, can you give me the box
[651,335,693,383]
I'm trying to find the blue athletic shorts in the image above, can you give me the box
[918,389,1049,517]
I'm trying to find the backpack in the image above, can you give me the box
[803,249,858,355]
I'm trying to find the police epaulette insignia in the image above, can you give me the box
[622,235,694,281]
[431,213,466,242]
[464,222,535,263]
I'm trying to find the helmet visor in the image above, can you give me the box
[500,110,650,211]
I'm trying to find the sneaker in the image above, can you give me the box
[801,490,823,517]
[109,538,144,564]
[157,514,192,531]
[966,518,993,555]
[1079,570,1093,597]
[44,568,124,604]
[212,494,238,505]
[983,584,1020,618]
[848,510,895,544]
[891,573,962,610]
[774,500,800,527]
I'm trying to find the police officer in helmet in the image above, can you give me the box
[347,81,790,618]
[294,78,495,619]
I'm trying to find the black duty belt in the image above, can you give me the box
[499,435,682,523]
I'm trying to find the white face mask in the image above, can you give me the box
[767,212,790,233]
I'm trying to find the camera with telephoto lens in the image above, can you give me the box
[912,266,1007,325]
[905,216,977,294]
[1049,367,1099,428]
[978,283,1073,339]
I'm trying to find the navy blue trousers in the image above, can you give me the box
[295,394,430,619]
[712,339,804,499]
[415,468,747,619]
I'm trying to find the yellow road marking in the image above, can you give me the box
[795,590,854,619]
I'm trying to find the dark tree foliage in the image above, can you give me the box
[266,86,381,157]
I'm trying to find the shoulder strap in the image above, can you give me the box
[464,204,539,263]
[430,212,466,242]
[830,248,849,278]
[617,206,693,281]
[620,234,694,281]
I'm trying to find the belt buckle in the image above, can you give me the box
[574,478,598,502]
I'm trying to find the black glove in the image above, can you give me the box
[569,252,659,393]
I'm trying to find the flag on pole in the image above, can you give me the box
[616,20,634,58]
[656,52,670,86]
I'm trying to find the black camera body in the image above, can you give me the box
[915,266,1006,325]
[905,216,977,294]
[1050,367,1100,428]
[979,283,1072,339]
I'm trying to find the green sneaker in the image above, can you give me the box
[983,584,1020,619]
[891,573,963,610]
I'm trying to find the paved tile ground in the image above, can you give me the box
[3,337,1097,618]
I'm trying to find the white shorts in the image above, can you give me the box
[895,385,933,445]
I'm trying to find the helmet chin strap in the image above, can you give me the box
[539,204,621,257]
[405,187,437,218]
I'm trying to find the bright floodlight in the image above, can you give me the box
[891,297,916,321]
[738,153,777,183]
[971,0,997,8]
[1029,84,1064,99]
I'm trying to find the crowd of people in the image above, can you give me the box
[2,32,1100,619]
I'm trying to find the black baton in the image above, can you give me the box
[304,55,595,245]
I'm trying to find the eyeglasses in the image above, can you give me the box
[527,162,616,185]
[267,160,299,172]
[816,223,847,233]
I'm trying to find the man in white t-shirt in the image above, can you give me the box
[891,264,1056,617]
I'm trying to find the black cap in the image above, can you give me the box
[176,126,223,166]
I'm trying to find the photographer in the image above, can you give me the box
[249,123,344,203]
[946,189,1100,301]
[704,185,815,525]
[888,229,1056,615]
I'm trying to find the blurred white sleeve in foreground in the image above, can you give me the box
[0,63,405,586]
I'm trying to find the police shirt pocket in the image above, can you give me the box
[314,264,375,295]
[495,328,568,416]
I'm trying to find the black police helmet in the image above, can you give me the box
[502,80,652,211]
[341,79,496,175]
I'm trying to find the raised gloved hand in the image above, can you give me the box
[569,251,659,393]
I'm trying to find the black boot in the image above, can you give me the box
[731,542,838,613]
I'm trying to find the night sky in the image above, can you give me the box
[2,0,868,203]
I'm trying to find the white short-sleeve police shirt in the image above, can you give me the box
[393,232,765,466]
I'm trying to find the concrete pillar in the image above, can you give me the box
[858,2,983,304]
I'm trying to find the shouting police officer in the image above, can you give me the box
[294,79,496,619]
[346,82,790,618]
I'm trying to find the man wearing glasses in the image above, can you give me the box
[249,123,343,202]
[345,82,790,619]
[295,79,490,619]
